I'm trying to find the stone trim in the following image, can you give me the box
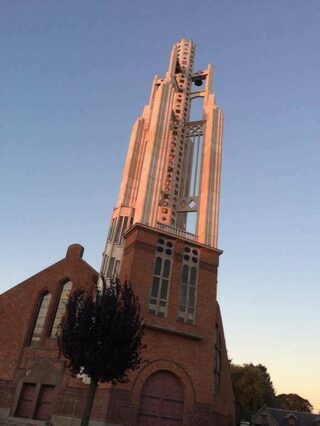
[145,323,203,340]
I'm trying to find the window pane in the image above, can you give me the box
[160,279,168,300]
[50,281,72,338]
[190,267,197,286]
[188,287,196,308]
[114,216,123,243]
[154,257,162,276]
[179,285,187,306]
[30,293,51,346]
[182,265,189,284]
[163,259,171,279]
[107,218,116,241]
[122,216,129,232]
[149,240,172,317]
[107,257,115,277]
[114,260,121,276]
[151,277,160,298]
[100,255,108,274]
[214,327,222,393]
[121,216,129,243]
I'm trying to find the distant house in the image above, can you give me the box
[252,406,320,426]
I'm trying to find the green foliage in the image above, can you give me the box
[230,363,276,424]
[276,393,313,413]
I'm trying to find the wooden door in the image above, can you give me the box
[138,371,184,425]
[16,383,36,418]
[35,385,55,420]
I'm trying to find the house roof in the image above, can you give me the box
[264,407,320,426]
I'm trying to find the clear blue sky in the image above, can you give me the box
[1,0,319,411]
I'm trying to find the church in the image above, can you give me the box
[0,39,235,425]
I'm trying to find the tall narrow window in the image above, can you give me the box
[50,281,72,337]
[120,216,129,244]
[106,257,115,278]
[29,293,51,346]
[214,326,222,393]
[100,255,109,275]
[113,215,130,245]
[114,260,121,277]
[113,216,124,243]
[178,245,199,323]
[107,218,117,241]
[148,237,173,317]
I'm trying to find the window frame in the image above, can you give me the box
[148,237,174,317]
[214,325,222,393]
[177,245,199,324]
[49,279,72,338]
[27,291,52,347]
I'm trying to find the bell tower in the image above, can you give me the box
[99,40,234,426]
[101,38,223,279]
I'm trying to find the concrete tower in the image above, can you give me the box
[101,38,223,279]
[95,40,234,426]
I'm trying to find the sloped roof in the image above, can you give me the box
[265,407,320,426]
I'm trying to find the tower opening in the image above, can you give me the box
[189,96,204,122]
[188,133,203,197]
[186,211,197,235]
[100,38,223,281]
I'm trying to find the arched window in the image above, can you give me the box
[178,245,199,323]
[214,325,222,393]
[50,281,72,337]
[148,237,173,317]
[29,293,51,346]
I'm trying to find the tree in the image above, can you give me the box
[230,363,276,424]
[58,277,145,426]
[276,393,313,412]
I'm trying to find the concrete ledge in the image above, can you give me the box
[146,323,203,340]
[52,415,108,426]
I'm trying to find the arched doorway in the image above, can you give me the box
[138,370,184,425]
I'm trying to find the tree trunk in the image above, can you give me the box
[80,378,98,426]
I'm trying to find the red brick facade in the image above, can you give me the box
[0,234,234,426]
[116,224,235,425]
[0,244,101,425]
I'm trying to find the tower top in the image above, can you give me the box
[101,41,223,279]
